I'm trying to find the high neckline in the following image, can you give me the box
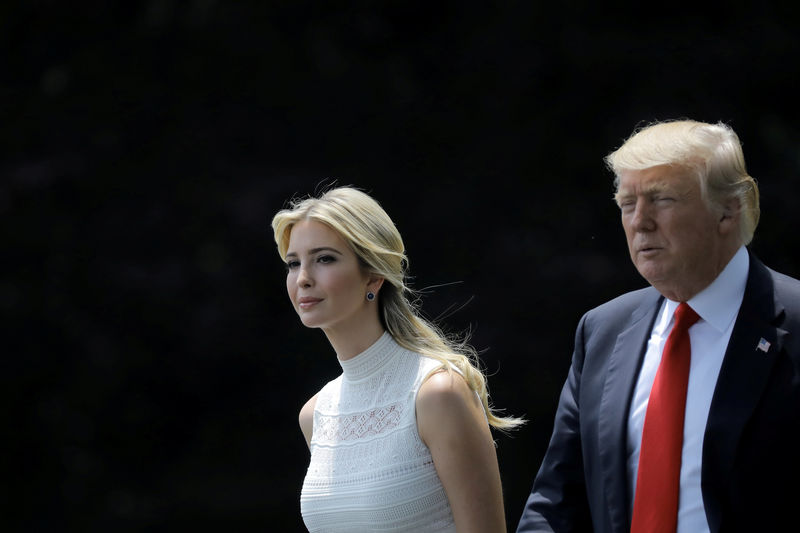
[338,331,400,381]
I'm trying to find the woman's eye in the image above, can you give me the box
[286,260,300,270]
[318,255,336,264]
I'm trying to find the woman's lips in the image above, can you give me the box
[298,297,323,309]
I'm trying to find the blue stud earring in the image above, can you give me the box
[366,292,375,301]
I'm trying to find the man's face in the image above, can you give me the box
[616,165,733,301]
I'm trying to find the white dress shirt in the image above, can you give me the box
[626,246,749,533]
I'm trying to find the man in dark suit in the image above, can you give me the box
[517,120,800,533]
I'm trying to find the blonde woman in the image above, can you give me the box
[272,186,522,532]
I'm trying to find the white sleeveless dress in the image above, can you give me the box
[300,332,457,532]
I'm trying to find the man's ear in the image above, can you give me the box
[718,196,741,234]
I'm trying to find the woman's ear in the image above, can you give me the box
[367,276,385,295]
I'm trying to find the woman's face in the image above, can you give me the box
[284,219,377,333]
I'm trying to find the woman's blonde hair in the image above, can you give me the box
[272,186,523,431]
[605,119,760,245]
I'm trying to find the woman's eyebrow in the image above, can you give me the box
[309,247,343,255]
[285,246,343,258]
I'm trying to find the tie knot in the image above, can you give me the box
[674,302,700,330]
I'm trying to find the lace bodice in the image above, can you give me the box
[300,332,456,532]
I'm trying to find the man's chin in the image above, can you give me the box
[635,262,666,284]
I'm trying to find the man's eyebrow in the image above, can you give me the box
[614,189,636,202]
[616,181,674,197]
[285,246,344,258]
[641,181,673,194]
[615,181,674,204]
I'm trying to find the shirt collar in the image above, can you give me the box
[663,246,749,333]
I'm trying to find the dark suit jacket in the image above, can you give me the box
[517,252,800,533]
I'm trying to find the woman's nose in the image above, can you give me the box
[296,265,313,287]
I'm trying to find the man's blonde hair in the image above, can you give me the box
[605,119,760,244]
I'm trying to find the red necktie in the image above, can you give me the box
[631,302,700,533]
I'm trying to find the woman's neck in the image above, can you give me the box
[324,317,386,361]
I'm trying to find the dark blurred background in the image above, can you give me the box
[4,2,799,531]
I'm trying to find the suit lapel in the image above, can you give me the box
[599,289,662,533]
[702,254,786,533]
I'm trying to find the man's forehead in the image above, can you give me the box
[617,166,695,192]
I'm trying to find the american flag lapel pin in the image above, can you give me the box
[756,338,771,353]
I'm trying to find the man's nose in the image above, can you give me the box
[630,199,656,232]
